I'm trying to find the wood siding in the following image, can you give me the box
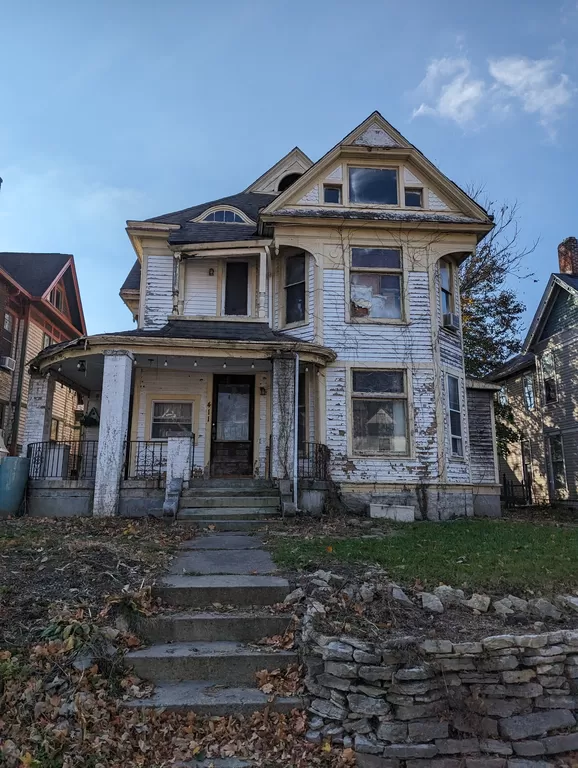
[183,260,219,316]
[143,251,173,329]
[467,388,497,485]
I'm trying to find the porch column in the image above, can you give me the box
[21,374,56,456]
[271,355,296,479]
[93,350,134,517]
[258,249,267,320]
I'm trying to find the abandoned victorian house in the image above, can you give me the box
[24,112,500,520]
[0,252,85,455]
[489,237,578,507]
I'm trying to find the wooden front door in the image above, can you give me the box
[210,375,254,477]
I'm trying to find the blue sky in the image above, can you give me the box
[1,0,577,334]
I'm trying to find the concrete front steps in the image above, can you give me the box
[125,532,304,716]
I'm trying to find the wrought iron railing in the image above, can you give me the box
[297,442,330,481]
[27,440,99,480]
[501,473,531,507]
[124,440,168,483]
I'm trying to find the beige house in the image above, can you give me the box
[24,112,500,520]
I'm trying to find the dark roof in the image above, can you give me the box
[555,273,578,292]
[107,320,295,343]
[168,223,260,246]
[0,252,70,296]
[267,208,482,225]
[487,352,535,382]
[121,260,141,292]
[147,192,276,226]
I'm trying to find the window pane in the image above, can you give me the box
[216,386,250,441]
[450,410,462,438]
[3,314,12,332]
[151,402,192,439]
[224,210,235,222]
[204,212,215,221]
[353,370,404,394]
[440,262,452,291]
[286,283,306,324]
[351,247,401,269]
[286,254,305,285]
[550,435,563,462]
[224,261,248,315]
[448,376,460,411]
[441,291,453,315]
[353,399,407,454]
[544,378,557,403]
[324,186,341,204]
[405,189,422,207]
[349,167,398,205]
[523,375,535,410]
[350,273,401,319]
[542,352,555,378]
[452,436,463,457]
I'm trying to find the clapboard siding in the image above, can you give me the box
[536,336,578,432]
[434,259,464,369]
[323,270,433,361]
[467,388,496,485]
[183,260,218,316]
[143,252,173,329]
[540,286,578,340]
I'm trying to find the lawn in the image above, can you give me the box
[271,518,578,592]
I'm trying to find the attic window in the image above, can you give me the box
[277,173,302,192]
[349,167,398,205]
[202,210,245,223]
[49,287,63,311]
[405,188,423,208]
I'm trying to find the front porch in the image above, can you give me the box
[24,338,334,517]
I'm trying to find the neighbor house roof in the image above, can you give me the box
[487,352,536,382]
[0,252,71,297]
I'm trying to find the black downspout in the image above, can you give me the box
[11,301,29,456]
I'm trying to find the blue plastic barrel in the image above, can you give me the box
[0,457,30,517]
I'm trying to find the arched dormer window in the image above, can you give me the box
[202,209,245,223]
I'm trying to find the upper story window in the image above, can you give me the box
[350,247,402,321]
[349,167,398,205]
[352,369,408,455]
[405,188,423,208]
[440,260,455,315]
[224,261,249,316]
[1,312,13,357]
[523,374,535,410]
[448,375,464,457]
[49,286,63,311]
[323,185,342,204]
[285,253,306,325]
[42,332,54,349]
[201,209,245,223]
[541,351,557,403]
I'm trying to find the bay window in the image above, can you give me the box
[350,247,402,320]
[352,369,408,455]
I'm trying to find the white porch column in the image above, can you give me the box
[93,350,133,517]
[271,355,296,479]
[258,249,267,320]
[166,435,193,485]
[21,374,56,456]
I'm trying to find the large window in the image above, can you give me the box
[350,247,402,320]
[541,352,557,403]
[448,375,463,457]
[349,167,398,205]
[523,374,535,410]
[284,253,306,325]
[352,370,408,455]
[151,402,193,439]
[224,261,249,316]
[548,434,567,497]
[440,260,454,315]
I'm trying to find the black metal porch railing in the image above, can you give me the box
[27,440,99,480]
[501,473,530,507]
[124,440,168,483]
[298,442,330,481]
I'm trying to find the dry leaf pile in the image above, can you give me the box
[255,664,305,696]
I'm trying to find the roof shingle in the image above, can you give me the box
[0,252,70,297]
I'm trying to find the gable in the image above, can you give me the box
[244,147,313,194]
[539,284,578,341]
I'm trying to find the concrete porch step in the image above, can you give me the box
[126,641,298,684]
[168,548,277,576]
[137,611,293,644]
[179,495,280,509]
[154,574,290,607]
[126,679,304,715]
[181,519,286,532]
[187,479,274,489]
[181,487,278,498]
[178,507,280,520]
[180,534,264,550]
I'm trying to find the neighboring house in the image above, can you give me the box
[24,112,500,519]
[0,253,86,454]
[489,236,578,506]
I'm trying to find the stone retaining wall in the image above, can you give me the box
[304,629,578,767]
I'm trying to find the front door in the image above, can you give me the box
[211,375,254,477]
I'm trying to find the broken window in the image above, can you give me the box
[224,261,249,316]
[151,402,193,439]
[323,185,342,204]
[440,260,454,315]
[405,188,423,207]
[202,209,245,223]
[523,374,535,410]
[541,352,557,403]
[352,369,408,455]
[448,375,463,457]
[285,253,306,324]
[548,434,567,497]
[349,167,398,205]
[350,247,402,320]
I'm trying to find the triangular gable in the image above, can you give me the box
[43,259,87,335]
[523,274,578,351]
[261,111,490,221]
[244,147,313,194]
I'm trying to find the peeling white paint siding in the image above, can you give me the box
[183,260,219,316]
[467,389,497,485]
[444,373,471,484]
[143,252,173,328]
[352,124,399,147]
[325,166,343,182]
[429,190,450,211]
[434,260,464,369]
[323,270,433,361]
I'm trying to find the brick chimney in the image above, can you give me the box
[558,236,578,275]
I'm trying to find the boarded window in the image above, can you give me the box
[448,375,463,457]
[349,167,398,205]
[285,253,306,324]
[350,247,402,320]
[352,369,408,455]
[151,402,193,439]
[224,261,249,316]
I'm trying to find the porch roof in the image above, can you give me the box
[107,320,294,342]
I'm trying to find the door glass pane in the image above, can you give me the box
[216,384,251,441]
[224,262,248,315]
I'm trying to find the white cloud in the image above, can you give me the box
[488,56,574,126]
[413,57,485,126]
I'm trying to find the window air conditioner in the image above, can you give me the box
[443,313,460,331]
[0,356,16,372]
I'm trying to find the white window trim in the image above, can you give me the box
[345,163,401,208]
[281,252,309,329]
[150,400,194,441]
[346,245,406,325]
[522,373,536,411]
[439,259,456,317]
[221,260,253,318]
[540,351,558,405]
[447,373,464,459]
[192,205,254,225]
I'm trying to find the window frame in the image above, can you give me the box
[223,260,250,317]
[150,400,194,441]
[348,246,405,324]
[404,187,423,208]
[323,184,342,205]
[547,432,567,499]
[447,374,464,458]
[523,373,535,411]
[283,252,307,327]
[347,165,400,207]
[541,351,558,404]
[350,367,410,458]
[439,259,455,317]
[498,385,508,406]
[1,312,14,357]
[42,332,54,350]
[200,208,247,224]
[49,286,64,311]
[50,417,60,442]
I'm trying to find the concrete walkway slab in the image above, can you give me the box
[169,548,276,575]
[180,534,263,551]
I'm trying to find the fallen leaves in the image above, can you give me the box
[255,664,304,696]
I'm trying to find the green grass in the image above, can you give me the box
[271,519,578,592]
